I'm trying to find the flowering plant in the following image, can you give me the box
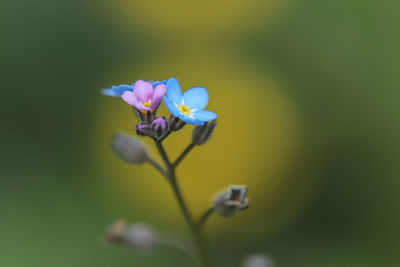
[101,77,252,266]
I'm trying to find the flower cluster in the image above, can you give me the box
[101,77,251,266]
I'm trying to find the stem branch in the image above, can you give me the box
[173,142,196,168]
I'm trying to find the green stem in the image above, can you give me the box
[195,207,215,231]
[153,140,214,267]
[147,157,167,178]
[173,142,196,168]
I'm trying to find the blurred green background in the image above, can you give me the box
[2,0,400,266]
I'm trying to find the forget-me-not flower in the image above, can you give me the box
[121,80,167,112]
[163,77,217,125]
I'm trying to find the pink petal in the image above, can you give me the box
[150,84,167,109]
[134,80,153,103]
[122,91,151,111]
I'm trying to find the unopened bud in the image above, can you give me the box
[123,223,157,251]
[168,115,185,131]
[242,254,275,267]
[111,133,148,164]
[102,220,158,252]
[136,123,151,136]
[102,219,129,245]
[192,120,216,145]
[213,185,249,217]
[151,117,167,139]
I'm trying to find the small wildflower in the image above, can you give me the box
[192,120,217,145]
[151,117,167,139]
[111,133,148,164]
[213,185,249,217]
[163,77,217,126]
[122,80,167,113]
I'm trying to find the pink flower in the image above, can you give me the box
[122,80,167,112]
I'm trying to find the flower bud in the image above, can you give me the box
[192,120,216,145]
[136,123,151,136]
[102,219,129,245]
[102,220,158,252]
[111,133,148,164]
[242,254,275,267]
[123,223,157,251]
[213,185,249,217]
[168,115,185,132]
[151,117,167,139]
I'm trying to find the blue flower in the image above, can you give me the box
[163,77,217,125]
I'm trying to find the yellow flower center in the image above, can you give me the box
[178,104,191,116]
[142,101,151,108]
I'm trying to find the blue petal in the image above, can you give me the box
[101,88,119,96]
[166,77,182,104]
[152,80,167,87]
[182,87,209,110]
[179,115,205,125]
[163,96,181,117]
[193,110,217,121]
[101,84,133,96]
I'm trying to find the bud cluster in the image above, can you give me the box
[136,116,168,140]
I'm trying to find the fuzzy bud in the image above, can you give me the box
[151,117,168,139]
[192,120,216,145]
[102,220,157,252]
[123,223,157,251]
[168,115,185,132]
[136,123,151,136]
[111,133,148,164]
[213,185,249,217]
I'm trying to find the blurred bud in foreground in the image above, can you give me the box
[168,115,185,132]
[136,123,151,137]
[192,120,217,145]
[242,254,275,267]
[102,220,157,252]
[111,133,148,164]
[152,117,168,139]
[213,185,249,217]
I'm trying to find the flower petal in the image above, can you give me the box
[179,115,205,126]
[182,87,209,110]
[150,84,167,109]
[122,91,151,111]
[192,110,217,121]
[134,80,153,103]
[152,80,167,87]
[166,77,182,104]
[163,96,181,117]
[102,84,133,96]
